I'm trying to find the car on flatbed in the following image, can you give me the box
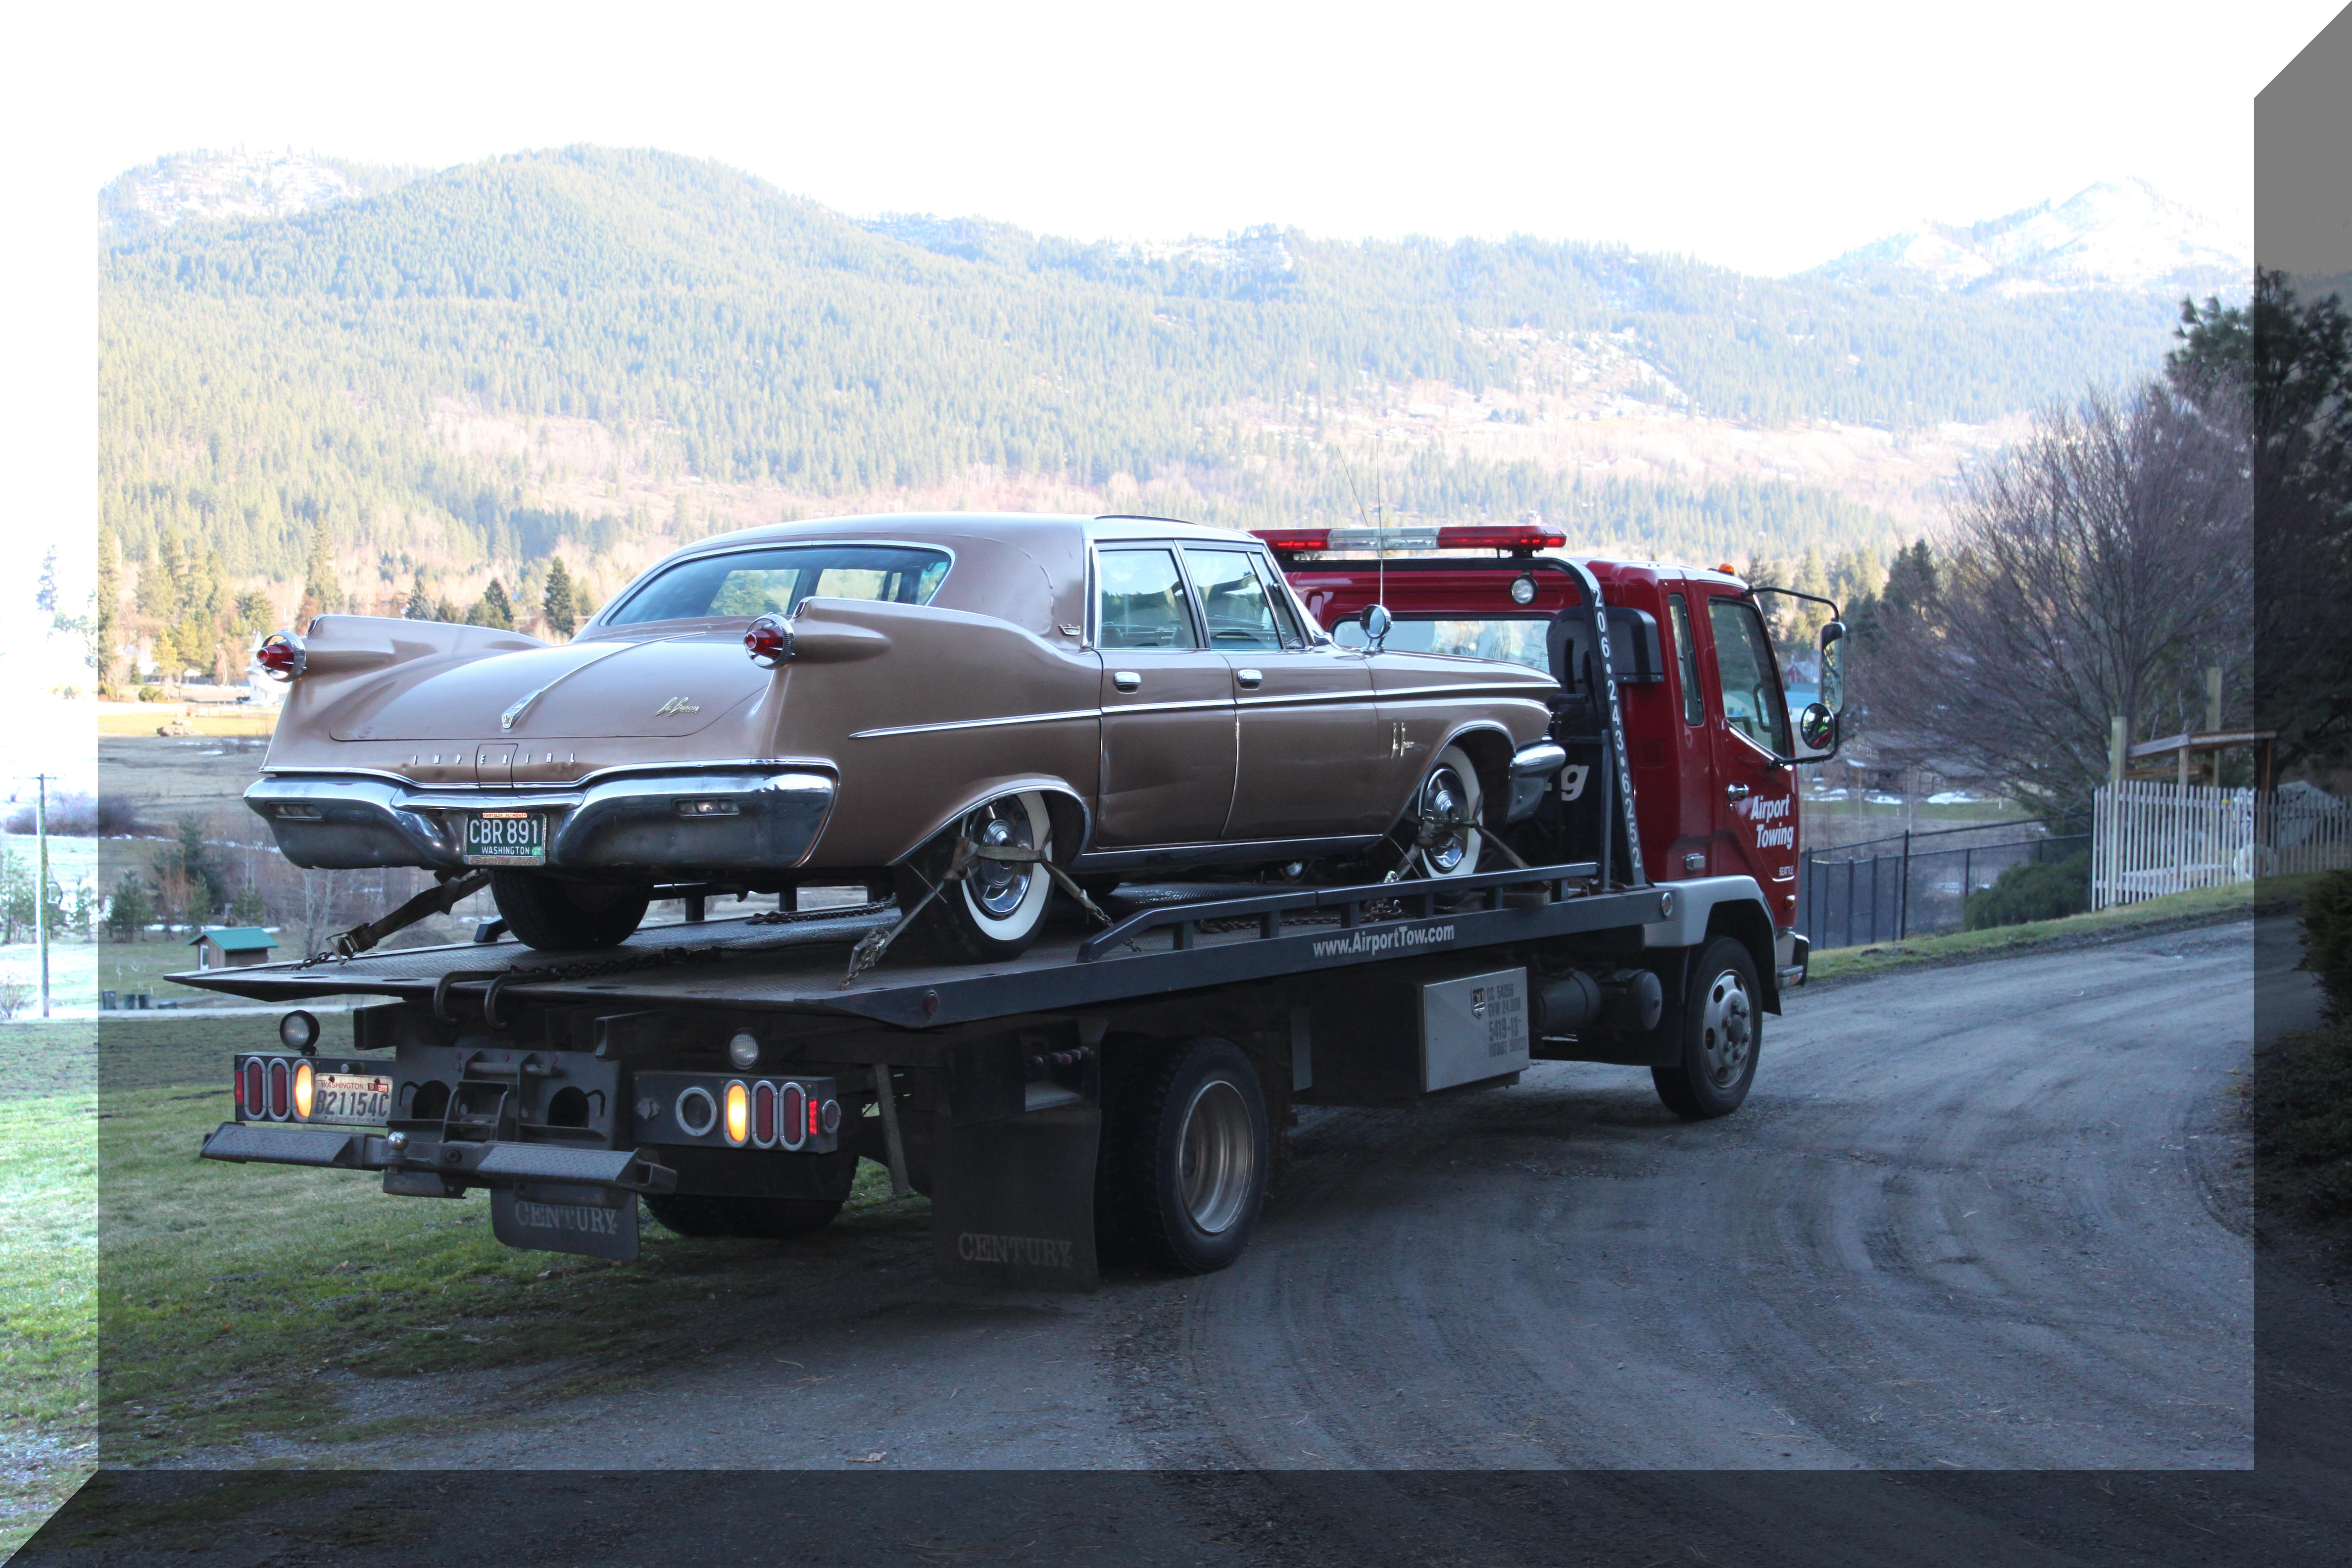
[247,513,1561,960]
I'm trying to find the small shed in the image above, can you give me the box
[188,927,277,970]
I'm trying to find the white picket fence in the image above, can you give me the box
[2092,781,2352,910]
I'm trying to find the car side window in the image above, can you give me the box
[1097,549,1200,650]
[1666,593,1703,726]
[1706,597,1792,754]
[1181,548,1283,649]
[1248,554,1309,647]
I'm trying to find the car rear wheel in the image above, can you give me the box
[1394,744,1485,880]
[489,872,651,951]
[897,790,1056,961]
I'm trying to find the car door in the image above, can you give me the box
[1181,544,1386,839]
[1092,544,1238,846]
[1700,594,1800,909]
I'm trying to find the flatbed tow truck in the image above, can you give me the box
[183,533,1846,1289]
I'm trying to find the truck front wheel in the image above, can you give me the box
[1651,935,1761,1120]
[1105,1038,1270,1274]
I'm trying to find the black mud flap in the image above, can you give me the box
[491,1183,639,1262]
[932,1098,1101,1292]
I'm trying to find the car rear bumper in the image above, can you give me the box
[245,768,836,875]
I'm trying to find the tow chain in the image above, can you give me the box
[840,837,1109,988]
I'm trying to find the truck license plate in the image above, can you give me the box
[308,1072,392,1125]
[464,810,546,866]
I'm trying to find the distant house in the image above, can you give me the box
[188,927,276,969]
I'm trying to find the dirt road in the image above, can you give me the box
[45,914,2346,1567]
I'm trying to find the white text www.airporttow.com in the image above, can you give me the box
[1311,923,1456,960]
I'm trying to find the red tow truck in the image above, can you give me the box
[186,519,1845,1287]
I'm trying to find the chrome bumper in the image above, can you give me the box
[245,768,836,875]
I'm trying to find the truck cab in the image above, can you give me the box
[1265,523,1845,985]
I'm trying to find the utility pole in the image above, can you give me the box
[33,774,50,1019]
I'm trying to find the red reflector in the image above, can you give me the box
[753,1080,776,1147]
[779,1083,807,1150]
[1434,525,1566,550]
[267,1058,290,1120]
[1249,528,1331,552]
[809,1095,821,1138]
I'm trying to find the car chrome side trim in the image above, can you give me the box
[1068,833,1381,873]
[849,708,1104,740]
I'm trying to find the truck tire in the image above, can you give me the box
[1651,935,1761,1120]
[1104,1037,1270,1274]
[490,873,650,951]
[644,1193,844,1238]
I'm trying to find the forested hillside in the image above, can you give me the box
[99,145,2197,679]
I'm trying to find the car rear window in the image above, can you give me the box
[603,545,951,626]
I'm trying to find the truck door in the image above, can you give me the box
[1699,594,1801,919]
[1093,545,1238,846]
[1181,544,1385,838]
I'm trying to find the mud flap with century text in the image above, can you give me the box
[490,1182,639,1262]
[932,1099,1101,1292]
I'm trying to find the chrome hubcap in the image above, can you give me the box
[1415,766,1477,875]
[1177,1079,1255,1234]
[964,801,1034,918]
[1698,968,1754,1087]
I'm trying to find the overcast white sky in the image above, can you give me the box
[0,0,2339,676]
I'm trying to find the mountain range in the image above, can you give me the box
[95,147,2247,676]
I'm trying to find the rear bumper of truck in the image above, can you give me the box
[199,1122,680,1193]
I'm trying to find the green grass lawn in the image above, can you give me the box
[1806,875,2298,984]
[0,1020,97,1560]
[0,1010,929,1545]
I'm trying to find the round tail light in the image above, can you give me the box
[254,631,306,682]
[744,614,794,667]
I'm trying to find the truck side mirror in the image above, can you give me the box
[1818,620,1847,712]
[1362,604,1393,651]
[1799,702,1837,750]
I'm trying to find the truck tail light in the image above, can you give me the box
[292,1060,314,1120]
[267,1058,290,1120]
[1435,525,1566,552]
[254,631,306,682]
[779,1082,807,1150]
[239,1058,264,1119]
[752,1080,776,1147]
[724,1081,750,1146]
[1249,528,1331,553]
[744,614,794,667]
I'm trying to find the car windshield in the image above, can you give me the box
[1332,616,1550,672]
[603,544,951,626]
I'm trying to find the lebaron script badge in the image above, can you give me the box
[655,696,701,716]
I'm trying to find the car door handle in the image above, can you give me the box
[1113,671,1142,693]
[1234,668,1263,689]
[1725,783,1751,803]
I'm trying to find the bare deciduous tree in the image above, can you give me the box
[1866,382,2253,817]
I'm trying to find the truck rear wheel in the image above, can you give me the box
[1651,935,1761,1120]
[1104,1037,1269,1274]
[644,1193,844,1238]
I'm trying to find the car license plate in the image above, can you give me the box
[464,810,546,866]
[308,1072,392,1125]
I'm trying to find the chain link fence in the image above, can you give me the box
[1799,820,2088,951]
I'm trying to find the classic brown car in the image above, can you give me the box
[248,514,1565,956]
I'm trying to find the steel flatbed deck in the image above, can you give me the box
[174,861,1693,1033]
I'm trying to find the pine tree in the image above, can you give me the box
[93,531,121,689]
[297,526,341,624]
[469,579,515,629]
[542,557,577,638]
[403,574,436,619]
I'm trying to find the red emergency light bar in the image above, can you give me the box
[1250,525,1565,554]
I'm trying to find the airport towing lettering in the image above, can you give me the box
[185,513,1846,1288]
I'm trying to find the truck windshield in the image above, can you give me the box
[603,545,951,626]
[1332,616,1549,672]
